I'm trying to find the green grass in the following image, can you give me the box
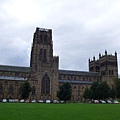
[0,103,120,120]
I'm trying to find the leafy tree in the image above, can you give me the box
[90,82,100,99]
[57,82,72,102]
[83,87,93,100]
[115,78,120,99]
[87,81,111,100]
[110,85,116,99]
[21,81,31,100]
[96,81,110,99]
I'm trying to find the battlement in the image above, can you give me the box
[89,50,118,79]
[53,56,59,62]
[89,50,117,63]
[36,27,52,33]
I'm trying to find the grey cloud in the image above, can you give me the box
[0,0,120,73]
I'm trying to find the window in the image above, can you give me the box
[41,74,50,95]
[59,75,61,80]
[15,72,19,77]
[109,70,114,75]
[44,35,47,41]
[43,49,46,63]
[19,86,22,95]
[40,49,42,57]
[9,85,13,95]
[74,76,76,80]
[32,86,36,95]
[0,84,3,94]
[67,76,70,80]
[40,35,43,43]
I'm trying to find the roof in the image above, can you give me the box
[59,70,100,77]
[0,65,32,73]
[59,80,93,84]
[0,76,27,81]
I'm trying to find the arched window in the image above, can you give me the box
[41,74,50,95]
[32,86,36,95]
[9,85,13,95]
[40,35,43,43]
[40,49,42,57]
[19,86,22,95]
[44,35,47,41]
[43,49,46,63]
[0,84,3,94]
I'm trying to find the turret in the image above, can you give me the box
[99,53,101,58]
[105,50,107,56]
[115,51,117,57]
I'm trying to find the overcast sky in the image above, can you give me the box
[0,0,120,73]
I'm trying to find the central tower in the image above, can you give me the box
[30,27,59,101]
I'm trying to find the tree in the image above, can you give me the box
[90,82,100,99]
[57,82,72,102]
[88,81,111,100]
[21,81,31,100]
[83,87,93,100]
[114,78,120,99]
[96,81,110,99]
[110,85,116,99]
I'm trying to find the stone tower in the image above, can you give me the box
[89,50,118,86]
[30,27,59,101]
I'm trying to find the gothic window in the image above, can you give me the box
[43,49,46,63]
[32,86,36,95]
[35,55,37,61]
[74,76,76,80]
[44,35,47,41]
[41,74,50,95]
[40,49,42,57]
[19,86,22,95]
[15,72,19,77]
[89,77,92,81]
[78,85,80,96]
[40,35,43,41]
[9,85,13,95]
[0,84,3,94]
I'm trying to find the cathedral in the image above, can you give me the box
[0,27,118,102]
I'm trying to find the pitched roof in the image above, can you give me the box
[0,76,27,81]
[0,65,32,73]
[59,70,100,77]
[59,80,93,84]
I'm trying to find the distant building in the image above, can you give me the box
[0,27,118,102]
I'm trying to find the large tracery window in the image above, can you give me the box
[9,85,13,95]
[0,84,3,94]
[41,74,50,95]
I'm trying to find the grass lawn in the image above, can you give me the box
[0,103,120,120]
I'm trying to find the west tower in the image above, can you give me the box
[89,50,118,86]
[30,27,59,100]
